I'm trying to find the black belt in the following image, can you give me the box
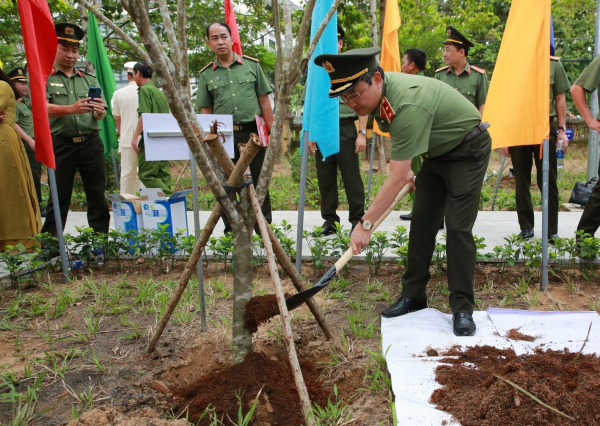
[233,122,258,132]
[461,122,490,145]
[53,130,98,143]
[339,117,357,125]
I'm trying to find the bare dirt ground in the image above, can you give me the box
[1,258,599,425]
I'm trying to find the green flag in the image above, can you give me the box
[87,11,118,158]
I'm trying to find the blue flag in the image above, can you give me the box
[302,2,339,159]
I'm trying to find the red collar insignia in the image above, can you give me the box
[51,66,57,75]
[77,69,83,77]
[466,65,471,75]
[237,56,243,64]
[212,61,217,70]
[380,97,395,123]
[446,67,451,74]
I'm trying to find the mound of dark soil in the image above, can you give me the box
[171,351,330,425]
[430,345,600,425]
[244,294,282,333]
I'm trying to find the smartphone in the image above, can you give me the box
[88,86,102,101]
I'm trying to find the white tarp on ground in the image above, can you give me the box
[381,308,600,425]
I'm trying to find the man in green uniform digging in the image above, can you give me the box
[315,47,491,336]
[131,62,173,196]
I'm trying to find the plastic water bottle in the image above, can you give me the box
[557,141,564,169]
[95,249,104,266]
[69,260,82,270]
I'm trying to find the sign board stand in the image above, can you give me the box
[190,152,207,332]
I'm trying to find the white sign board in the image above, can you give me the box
[142,113,235,161]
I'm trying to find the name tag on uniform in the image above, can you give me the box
[209,77,221,83]
[50,83,64,87]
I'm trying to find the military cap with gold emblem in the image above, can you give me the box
[8,67,27,82]
[444,25,474,51]
[315,47,381,98]
[54,22,84,46]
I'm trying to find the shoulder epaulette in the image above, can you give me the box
[550,55,561,61]
[199,62,213,73]
[436,65,449,72]
[82,70,96,78]
[242,55,259,62]
[471,65,486,74]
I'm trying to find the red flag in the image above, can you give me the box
[17,0,57,169]
[224,0,242,55]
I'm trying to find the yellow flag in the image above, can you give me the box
[374,0,401,137]
[483,0,550,149]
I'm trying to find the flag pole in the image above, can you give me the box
[491,154,507,211]
[190,151,207,332]
[48,168,70,282]
[366,133,377,204]
[541,139,549,290]
[111,149,120,191]
[295,131,309,273]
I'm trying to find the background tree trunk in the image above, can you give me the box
[231,225,254,363]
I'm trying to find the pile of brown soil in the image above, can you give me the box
[505,327,537,342]
[430,345,600,425]
[66,406,188,425]
[171,351,330,425]
[244,294,283,333]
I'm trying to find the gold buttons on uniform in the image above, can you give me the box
[76,117,79,120]
[232,94,235,96]
[230,81,233,83]
[235,107,237,110]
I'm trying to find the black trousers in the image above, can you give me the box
[42,132,110,237]
[577,159,600,237]
[315,121,365,227]
[508,121,559,236]
[402,131,491,314]
[22,142,42,206]
[222,128,272,233]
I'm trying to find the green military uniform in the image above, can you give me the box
[8,67,43,208]
[196,52,273,232]
[434,63,488,109]
[574,55,600,238]
[314,98,365,229]
[42,23,110,238]
[315,48,490,315]
[137,81,173,196]
[509,57,570,238]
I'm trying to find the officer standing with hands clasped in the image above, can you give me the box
[308,24,367,235]
[8,67,45,216]
[499,56,570,241]
[196,22,274,235]
[42,23,110,245]
[571,54,600,242]
[315,47,491,336]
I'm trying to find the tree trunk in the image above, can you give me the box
[231,224,254,363]
[377,134,387,173]
[379,0,386,37]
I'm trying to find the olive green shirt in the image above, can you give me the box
[373,73,481,161]
[339,99,358,120]
[549,58,571,118]
[574,54,600,119]
[434,62,489,108]
[46,66,101,137]
[16,96,34,139]
[196,53,272,124]
[137,81,170,115]
[416,70,425,76]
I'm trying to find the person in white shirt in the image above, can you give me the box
[111,61,142,194]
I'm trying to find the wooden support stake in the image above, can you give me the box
[246,173,314,425]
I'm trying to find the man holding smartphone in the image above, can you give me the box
[42,22,110,245]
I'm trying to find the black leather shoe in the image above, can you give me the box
[549,234,559,245]
[381,294,427,318]
[320,224,337,236]
[400,212,412,221]
[518,228,534,240]
[453,313,476,336]
[40,208,47,218]
[35,248,60,262]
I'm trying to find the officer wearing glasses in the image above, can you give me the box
[315,47,491,336]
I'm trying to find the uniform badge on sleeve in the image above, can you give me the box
[380,97,395,123]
